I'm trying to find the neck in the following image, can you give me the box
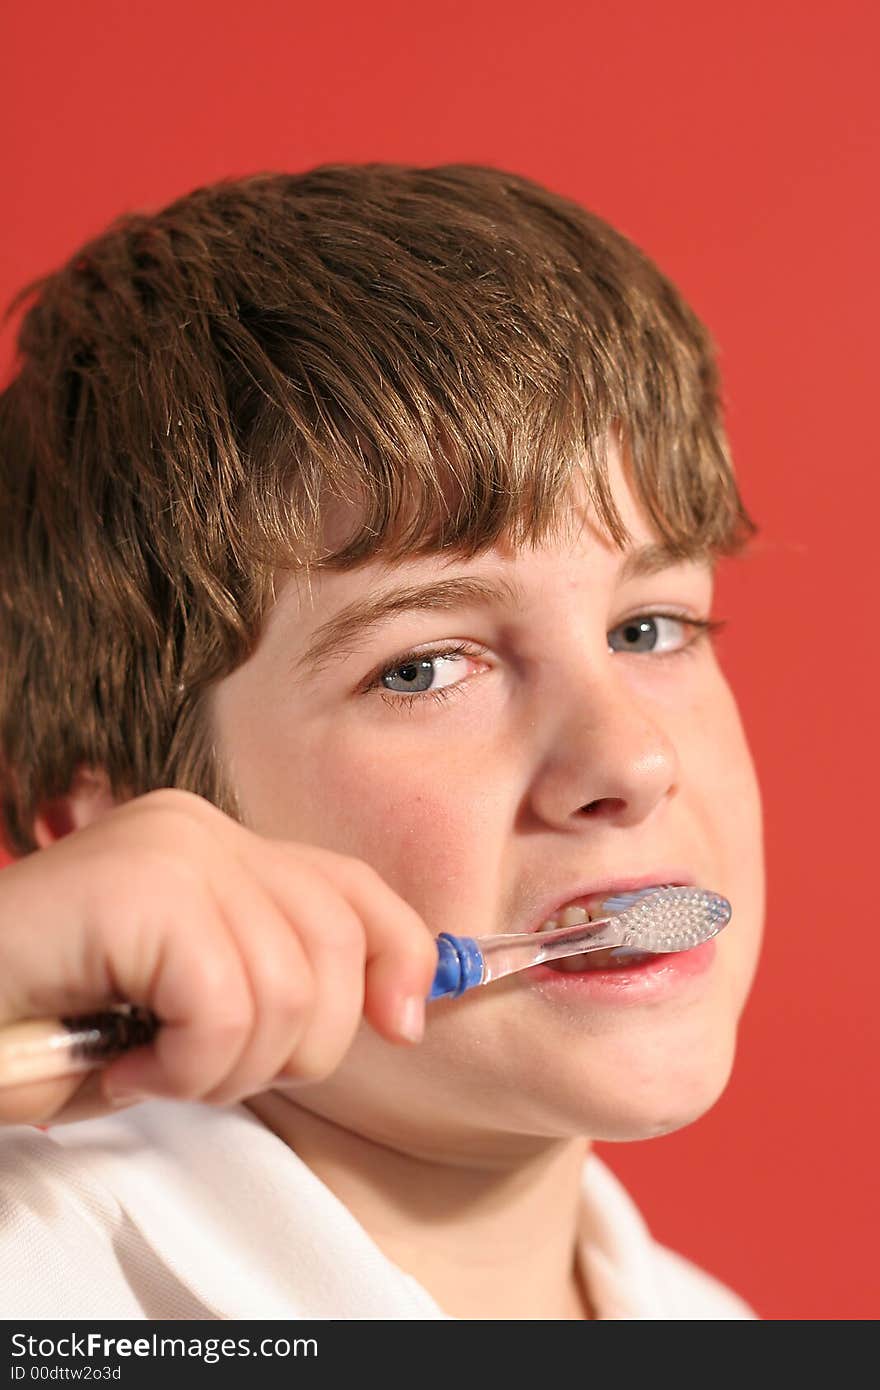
[243,1090,595,1320]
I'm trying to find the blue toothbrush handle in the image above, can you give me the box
[428,933,485,999]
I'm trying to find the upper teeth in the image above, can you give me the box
[539,905,593,932]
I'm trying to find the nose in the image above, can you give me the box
[526,667,679,829]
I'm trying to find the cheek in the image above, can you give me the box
[683,674,766,991]
[690,677,763,864]
[287,729,498,912]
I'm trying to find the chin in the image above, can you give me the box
[560,1029,739,1143]
[582,1092,726,1143]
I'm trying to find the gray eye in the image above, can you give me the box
[609,616,684,654]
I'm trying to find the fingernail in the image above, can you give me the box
[396,995,425,1043]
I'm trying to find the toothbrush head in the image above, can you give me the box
[602,886,732,953]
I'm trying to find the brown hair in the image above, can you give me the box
[0,162,757,858]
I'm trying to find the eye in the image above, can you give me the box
[361,642,484,710]
[371,643,480,701]
[608,613,723,655]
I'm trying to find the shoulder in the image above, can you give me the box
[0,1123,132,1317]
[0,1117,215,1318]
[650,1242,758,1319]
[0,1103,450,1320]
[0,1121,121,1224]
[581,1154,758,1320]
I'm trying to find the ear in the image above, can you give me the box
[32,765,126,849]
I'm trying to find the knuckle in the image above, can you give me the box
[392,910,436,961]
[401,927,440,985]
[138,787,214,816]
[196,977,256,1033]
[129,845,206,896]
[316,908,366,955]
[165,952,255,1033]
[345,856,385,887]
[124,791,222,853]
[308,849,384,895]
[120,788,196,827]
[261,969,314,1020]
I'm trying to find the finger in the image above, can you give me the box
[252,844,438,1045]
[260,886,367,1086]
[204,844,368,1091]
[190,859,318,1105]
[98,873,258,1104]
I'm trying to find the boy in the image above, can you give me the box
[0,164,764,1319]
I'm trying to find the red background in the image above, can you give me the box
[1,0,877,1320]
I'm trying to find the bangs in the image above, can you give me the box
[243,386,751,584]
[195,165,757,597]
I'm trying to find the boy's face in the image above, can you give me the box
[210,438,764,1154]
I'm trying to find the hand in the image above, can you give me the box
[0,788,437,1126]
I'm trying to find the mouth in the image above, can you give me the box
[530,876,692,973]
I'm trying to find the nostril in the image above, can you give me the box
[580,798,627,818]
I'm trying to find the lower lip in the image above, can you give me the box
[525,938,717,1005]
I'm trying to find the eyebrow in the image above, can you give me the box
[294,541,703,676]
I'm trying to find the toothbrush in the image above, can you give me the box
[0,885,729,1086]
[428,884,730,999]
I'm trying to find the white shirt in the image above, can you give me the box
[0,1099,756,1320]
